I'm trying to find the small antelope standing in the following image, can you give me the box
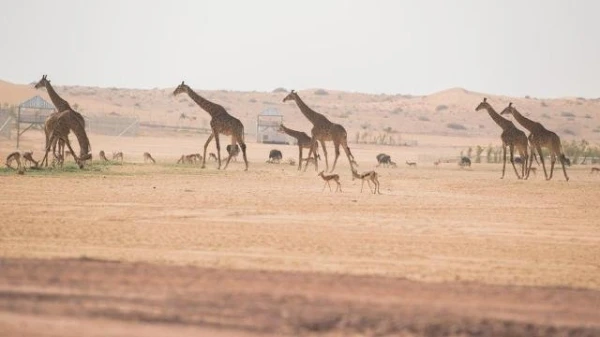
[143,152,156,164]
[351,169,381,194]
[113,151,124,163]
[318,171,342,193]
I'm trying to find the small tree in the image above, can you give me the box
[475,145,484,163]
[486,144,493,163]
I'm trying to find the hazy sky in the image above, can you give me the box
[1,1,598,98]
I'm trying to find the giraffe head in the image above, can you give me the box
[475,97,491,112]
[282,90,298,103]
[500,102,516,116]
[34,74,49,89]
[173,81,189,96]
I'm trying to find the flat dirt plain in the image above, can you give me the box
[1,133,600,336]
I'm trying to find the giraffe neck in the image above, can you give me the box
[280,125,305,140]
[185,87,223,118]
[482,106,514,130]
[510,108,538,132]
[44,82,71,112]
[292,95,327,125]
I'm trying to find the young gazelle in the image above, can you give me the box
[591,167,600,174]
[318,171,342,193]
[112,151,124,163]
[351,169,381,194]
[99,150,109,162]
[143,152,156,164]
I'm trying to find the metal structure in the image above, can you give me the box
[0,109,12,139]
[87,115,140,137]
[256,108,287,144]
[16,95,56,148]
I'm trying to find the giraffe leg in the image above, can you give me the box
[330,141,341,173]
[509,145,521,179]
[201,133,215,169]
[214,133,223,170]
[526,146,536,180]
[536,146,549,180]
[320,139,329,172]
[223,139,236,170]
[521,149,528,180]
[239,140,249,171]
[63,137,83,169]
[548,154,556,181]
[560,154,570,181]
[501,145,507,179]
[304,139,319,172]
[341,140,356,170]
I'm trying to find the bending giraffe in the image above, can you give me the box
[501,103,569,181]
[45,110,92,169]
[476,98,529,179]
[278,123,319,171]
[173,81,248,170]
[35,75,91,168]
[282,90,356,173]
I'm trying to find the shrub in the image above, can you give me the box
[391,107,403,115]
[314,89,329,96]
[540,101,548,107]
[418,116,430,121]
[563,129,576,136]
[541,113,551,119]
[272,87,287,93]
[248,98,257,103]
[436,104,448,112]
[561,111,576,118]
[446,122,466,130]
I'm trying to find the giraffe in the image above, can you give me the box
[476,98,529,179]
[501,103,569,181]
[282,90,356,173]
[278,123,319,171]
[45,110,92,169]
[173,81,248,170]
[34,75,88,167]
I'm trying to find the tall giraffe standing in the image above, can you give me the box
[173,81,248,170]
[282,90,356,173]
[278,123,319,171]
[476,98,529,179]
[501,103,569,181]
[35,75,88,167]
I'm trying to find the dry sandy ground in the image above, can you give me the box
[1,133,599,336]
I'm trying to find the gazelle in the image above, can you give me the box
[318,171,342,193]
[112,151,124,163]
[143,152,156,164]
[351,169,381,194]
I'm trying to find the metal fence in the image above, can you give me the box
[86,115,140,137]
[0,110,11,138]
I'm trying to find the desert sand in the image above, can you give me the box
[1,79,600,336]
